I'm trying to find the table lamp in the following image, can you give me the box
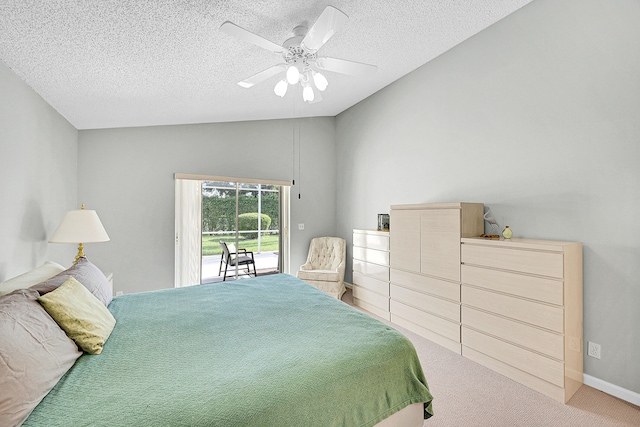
[49,204,110,264]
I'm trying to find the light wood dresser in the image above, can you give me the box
[460,237,583,403]
[352,229,390,320]
[389,203,484,354]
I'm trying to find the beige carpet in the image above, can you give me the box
[342,288,640,427]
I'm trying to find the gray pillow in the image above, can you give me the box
[0,289,82,426]
[30,257,112,307]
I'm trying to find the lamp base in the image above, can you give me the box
[74,243,85,264]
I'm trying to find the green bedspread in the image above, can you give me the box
[25,274,433,426]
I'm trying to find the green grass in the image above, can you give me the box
[202,234,280,256]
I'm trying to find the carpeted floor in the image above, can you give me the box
[342,288,640,427]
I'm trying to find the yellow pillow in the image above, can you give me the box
[38,276,116,354]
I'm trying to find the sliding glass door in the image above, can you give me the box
[175,174,290,287]
[201,181,281,283]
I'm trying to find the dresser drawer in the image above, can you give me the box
[463,328,564,387]
[463,347,566,403]
[390,268,459,301]
[391,284,459,322]
[352,286,389,311]
[462,285,563,333]
[353,260,389,282]
[353,232,389,251]
[462,306,564,360]
[462,244,563,279]
[391,300,460,342]
[461,264,563,305]
[352,272,389,295]
[353,246,389,266]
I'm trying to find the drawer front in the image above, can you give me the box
[352,272,389,295]
[391,300,460,342]
[352,286,389,311]
[463,328,564,387]
[462,285,563,333]
[461,264,563,305]
[463,347,566,403]
[353,246,389,266]
[353,232,389,251]
[391,284,459,322]
[462,306,564,360]
[391,268,459,301]
[462,244,564,279]
[353,260,389,282]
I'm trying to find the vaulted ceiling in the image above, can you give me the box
[0,1,533,129]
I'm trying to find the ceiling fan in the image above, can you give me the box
[220,5,377,103]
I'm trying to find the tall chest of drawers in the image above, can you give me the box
[352,229,390,320]
[460,237,583,403]
[389,203,484,354]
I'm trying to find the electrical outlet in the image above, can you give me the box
[115,291,124,297]
[298,223,304,230]
[587,341,601,359]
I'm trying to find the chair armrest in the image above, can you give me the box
[299,262,313,271]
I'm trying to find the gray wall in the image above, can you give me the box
[336,0,640,393]
[0,61,78,280]
[78,117,336,294]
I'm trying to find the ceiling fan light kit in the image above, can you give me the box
[220,6,377,104]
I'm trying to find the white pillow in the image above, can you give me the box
[0,261,66,296]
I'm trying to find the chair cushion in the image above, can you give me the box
[230,255,253,266]
[304,237,345,271]
[297,269,340,282]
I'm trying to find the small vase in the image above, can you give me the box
[502,226,513,240]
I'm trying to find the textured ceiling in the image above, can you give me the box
[0,0,533,130]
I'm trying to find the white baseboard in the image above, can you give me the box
[583,374,640,407]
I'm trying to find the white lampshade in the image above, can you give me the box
[49,206,109,263]
[274,79,288,97]
[313,71,328,91]
[286,65,300,84]
[302,85,315,102]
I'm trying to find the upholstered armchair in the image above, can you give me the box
[296,237,346,300]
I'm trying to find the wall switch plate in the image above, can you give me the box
[298,223,304,230]
[587,341,601,359]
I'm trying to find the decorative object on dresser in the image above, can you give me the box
[483,207,500,235]
[377,214,390,231]
[352,229,390,320]
[389,202,485,354]
[460,237,583,403]
[502,225,513,239]
[296,237,346,299]
[49,204,110,264]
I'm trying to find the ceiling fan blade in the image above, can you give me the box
[316,57,378,77]
[301,6,348,52]
[220,21,284,53]
[238,64,286,88]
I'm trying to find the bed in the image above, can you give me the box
[1,260,433,426]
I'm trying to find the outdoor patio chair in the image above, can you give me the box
[219,241,257,281]
[296,236,346,299]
